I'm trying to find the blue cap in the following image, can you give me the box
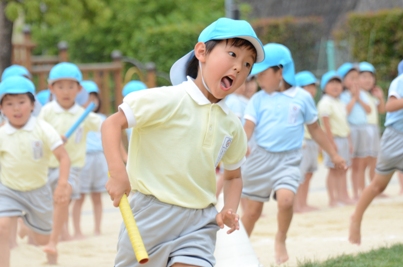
[48,62,82,83]
[359,61,375,74]
[75,87,89,106]
[170,18,265,86]
[81,80,99,94]
[250,43,295,86]
[0,76,35,102]
[122,80,147,97]
[36,89,51,106]
[1,65,31,81]
[321,70,342,91]
[337,62,359,79]
[295,71,317,87]
[398,60,403,76]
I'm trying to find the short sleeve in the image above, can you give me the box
[318,98,332,117]
[40,120,63,151]
[388,78,403,99]
[84,112,102,132]
[303,94,318,125]
[244,94,259,124]
[221,122,247,170]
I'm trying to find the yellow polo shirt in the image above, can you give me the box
[363,91,379,125]
[318,95,350,137]
[119,77,247,209]
[38,101,102,168]
[0,117,63,191]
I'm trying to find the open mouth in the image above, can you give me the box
[221,76,233,91]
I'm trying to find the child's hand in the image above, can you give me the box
[372,86,384,99]
[216,208,240,234]
[106,170,131,207]
[53,182,72,204]
[331,154,347,170]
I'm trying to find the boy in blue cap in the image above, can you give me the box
[38,63,102,264]
[0,76,70,267]
[102,18,264,266]
[241,43,345,264]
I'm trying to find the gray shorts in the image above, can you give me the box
[323,137,351,168]
[241,146,302,202]
[115,192,219,267]
[48,167,82,200]
[350,124,371,158]
[366,124,380,157]
[300,139,319,182]
[376,127,403,175]
[0,183,53,235]
[80,152,108,194]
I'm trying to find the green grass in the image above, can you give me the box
[297,243,403,267]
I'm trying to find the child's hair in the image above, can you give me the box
[271,66,292,90]
[186,38,257,79]
[91,92,102,113]
[0,92,35,105]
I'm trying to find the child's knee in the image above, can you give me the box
[276,191,295,211]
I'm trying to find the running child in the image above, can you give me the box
[358,62,385,183]
[241,43,345,264]
[102,18,264,266]
[38,62,102,264]
[72,81,107,239]
[338,63,372,200]
[294,70,319,213]
[0,76,70,267]
[318,71,352,207]
[349,69,403,245]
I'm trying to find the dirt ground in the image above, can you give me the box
[10,164,403,267]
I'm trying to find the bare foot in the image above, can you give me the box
[348,215,361,245]
[73,233,86,240]
[43,245,58,265]
[275,233,289,265]
[340,198,356,205]
[94,230,101,236]
[59,232,73,242]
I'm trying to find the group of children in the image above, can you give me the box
[1,16,403,267]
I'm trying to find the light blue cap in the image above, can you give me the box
[170,17,265,86]
[75,87,89,106]
[48,62,82,83]
[295,71,317,87]
[250,43,296,86]
[81,80,99,94]
[122,80,147,97]
[337,62,359,79]
[36,89,51,106]
[1,65,31,81]
[321,70,342,91]
[359,61,375,73]
[398,60,403,76]
[0,76,35,102]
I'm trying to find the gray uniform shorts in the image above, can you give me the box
[366,124,380,158]
[80,152,108,194]
[241,146,302,202]
[115,192,219,267]
[48,167,82,200]
[0,183,53,234]
[350,124,371,158]
[323,137,351,168]
[300,139,319,182]
[376,127,403,175]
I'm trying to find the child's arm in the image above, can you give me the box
[321,116,337,152]
[52,145,71,203]
[307,121,346,169]
[243,120,255,141]
[102,110,131,207]
[216,167,242,234]
[385,96,403,112]
[357,96,371,114]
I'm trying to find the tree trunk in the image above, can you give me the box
[0,0,13,76]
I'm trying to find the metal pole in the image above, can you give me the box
[326,40,335,71]
[225,0,233,18]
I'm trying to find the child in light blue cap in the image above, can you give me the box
[103,17,264,267]
[294,71,319,213]
[241,43,345,264]
[1,65,31,81]
[338,62,372,201]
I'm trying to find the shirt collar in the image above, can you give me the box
[4,116,36,135]
[281,86,299,97]
[52,100,80,114]
[184,76,229,114]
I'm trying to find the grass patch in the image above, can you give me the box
[297,243,403,267]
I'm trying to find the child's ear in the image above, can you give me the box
[194,42,207,63]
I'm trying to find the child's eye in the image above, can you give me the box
[244,62,252,68]
[228,51,236,57]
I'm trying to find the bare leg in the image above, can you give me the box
[351,158,360,200]
[327,168,338,207]
[349,172,393,245]
[398,172,403,195]
[240,198,264,237]
[368,157,377,181]
[91,192,102,235]
[356,157,368,197]
[0,217,14,267]
[338,169,355,205]
[9,218,18,249]
[72,194,86,239]
[275,189,295,264]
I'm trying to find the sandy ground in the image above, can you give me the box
[10,163,403,267]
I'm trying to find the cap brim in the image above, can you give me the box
[48,78,80,84]
[170,50,194,86]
